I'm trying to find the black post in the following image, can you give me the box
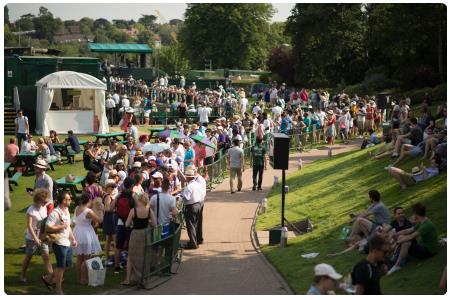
[281,169,286,228]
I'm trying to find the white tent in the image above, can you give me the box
[35,71,109,136]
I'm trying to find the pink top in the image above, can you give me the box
[5,143,19,163]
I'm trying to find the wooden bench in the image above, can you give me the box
[67,149,82,164]
[8,172,22,191]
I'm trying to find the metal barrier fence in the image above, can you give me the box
[140,203,185,289]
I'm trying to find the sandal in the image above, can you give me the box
[120,280,132,286]
[41,276,53,291]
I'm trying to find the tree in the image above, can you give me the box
[180,3,275,70]
[365,4,446,88]
[94,18,111,29]
[286,3,367,87]
[4,6,10,25]
[267,45,295,85]
[15,14,35,32]
[138,14,157,31]
[158,43,190,76]
[137,29,155,47]
[169,19,183,26]
[33,7,63,42]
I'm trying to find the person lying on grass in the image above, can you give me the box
[386,155,441,192]
[347,190,390,244]
[387,203,438,276]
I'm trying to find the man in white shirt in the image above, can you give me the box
[252,104,262,115]
[198,102,212,125]
[121,95,130,109]
[239,95,248,117]
[181,169,202,249]
[193,168,207,245]
[105,94,116,125]
[15,109,29,148]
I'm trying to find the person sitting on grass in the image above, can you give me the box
[389,207,413,233]
[387,203,438,275]
[351,236,390,295]
[422,129,446,160]
[384,141,424,169]
[391,117,423,158]
[347,190,390,244]
[386,156,441,192]
[307,263,343,295]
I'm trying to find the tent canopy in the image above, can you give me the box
[88,43,153,54]
[36,70,106,90]
[35,71,108,136]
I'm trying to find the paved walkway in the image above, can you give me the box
[126,140,361,295]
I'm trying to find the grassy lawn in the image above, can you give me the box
[3,128,155,294]
[256,143,447,295]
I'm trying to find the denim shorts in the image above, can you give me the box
[52,243,73,269]
[25,239,49,256]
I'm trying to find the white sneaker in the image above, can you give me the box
[387,265,401,276]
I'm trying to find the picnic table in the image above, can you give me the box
[94,132,127,145]
[17,152,39,175]
[55,175,86,199]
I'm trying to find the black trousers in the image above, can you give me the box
[106,108,115,125]
[253,165,264,188]
[196,202,204,244]
[184,202,201,247]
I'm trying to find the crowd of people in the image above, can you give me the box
[306,95,446,294]
[8,79,447,295]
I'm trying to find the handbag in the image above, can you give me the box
[39,209,63,245]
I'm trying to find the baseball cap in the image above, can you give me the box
[151,171,163,179]
[314,264,342,280]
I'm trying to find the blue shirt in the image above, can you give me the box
[280,117,289,133]
[184,148,195,168]
[307,285,322,295]
[67,135,80,153]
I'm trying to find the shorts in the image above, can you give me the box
[115,225,131,250]
[52,243,73,269]
[102,212,117,236]
[409,145,423,157]
[25,239,49,256]
[404,138,412,145]
[408,239,433,259]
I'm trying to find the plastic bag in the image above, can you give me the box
[86,257,106,287]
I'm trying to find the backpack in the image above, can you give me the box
[115,191,134,222]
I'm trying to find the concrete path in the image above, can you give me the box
[126,140,361,295]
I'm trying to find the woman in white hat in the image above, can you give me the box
[325,110,337,145]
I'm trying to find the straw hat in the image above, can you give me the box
[33,159,49,170]
[184,169,196,177]
[411,166,423,176]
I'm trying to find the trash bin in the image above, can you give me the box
[269,227,282,245]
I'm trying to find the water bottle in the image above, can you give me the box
[298,158,303,170]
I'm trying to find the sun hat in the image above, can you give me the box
[184,169,196,177]
[314,264,342,280]
[105,179,117,188]
[411,166,423,176]
[132,161,141,168]
[116,159,124,165]
[33,159,49,170]
[151,171,163,179]
[135,150,144,157]
[65,174,76,183]
[148,156,157,161]
[327,110,334,114]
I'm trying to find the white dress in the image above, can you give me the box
[73,208,102,256]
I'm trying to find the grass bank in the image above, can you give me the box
[256,144,446,294]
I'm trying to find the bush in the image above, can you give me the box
[343,83,368,97]
[362,73,397,93]
[432,83,447,102]
[403,87,434,106]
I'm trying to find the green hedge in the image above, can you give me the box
[398,83,447,106]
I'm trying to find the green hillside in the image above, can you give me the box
[256,144,447,294]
